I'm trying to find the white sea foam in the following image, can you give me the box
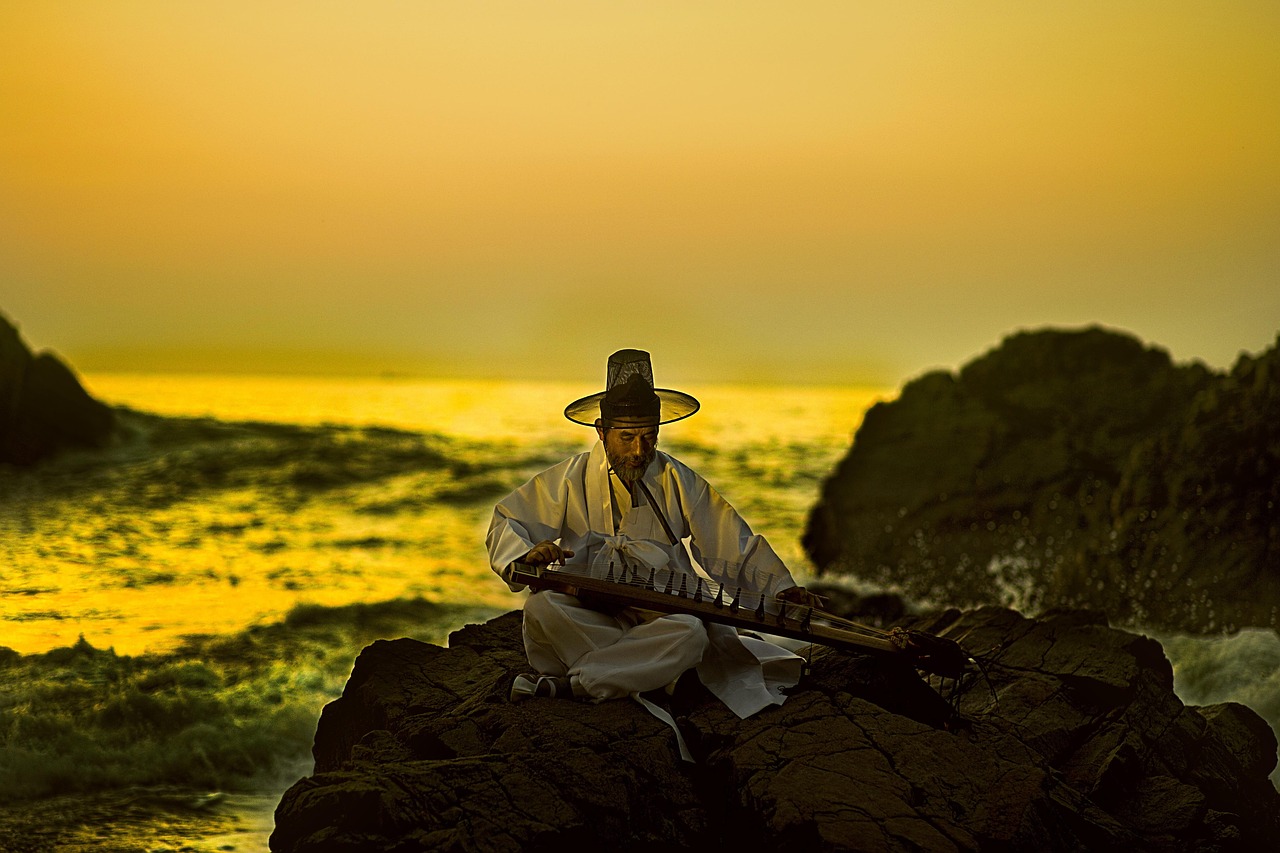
[1155,627,1280,785]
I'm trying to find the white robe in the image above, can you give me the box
[486,441,804,718]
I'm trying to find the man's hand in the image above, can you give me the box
[524,540,575,567]
[775,585,828,610]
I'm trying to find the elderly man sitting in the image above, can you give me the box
[486,349,821,719]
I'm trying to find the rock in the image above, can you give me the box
[1099,341,1280,630]
[803,326,1279,633]
[272,612,711,851]
[270,608,1280,852]
[0,312,115,466]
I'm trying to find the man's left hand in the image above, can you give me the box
[775,586,828,609]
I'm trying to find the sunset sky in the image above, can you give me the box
[2,1,1277,386]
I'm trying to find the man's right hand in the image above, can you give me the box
[524,540,575,567]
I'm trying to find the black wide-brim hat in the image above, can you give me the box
[564,349,700,427]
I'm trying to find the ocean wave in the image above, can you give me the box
[4,408,572,509]
[1157,628,1280,774]
[0,597,504,804]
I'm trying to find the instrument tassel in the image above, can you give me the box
[693,578,704,603]
[605,562,615,584]
[678,575,688,598]
[754,594,765,621]
[713,583,724,608]
[777,601,788,627]
[646,566,656,590]
[664,572,675,594]
[729,586,742,613]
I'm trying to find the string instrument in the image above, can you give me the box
[507,560,974,681]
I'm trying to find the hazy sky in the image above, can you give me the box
[2,1,1277,386]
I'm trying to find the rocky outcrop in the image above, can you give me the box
[803,326,1279,633]
[0,312,115,466]
[271,608,1279,852]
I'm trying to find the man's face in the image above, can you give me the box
[597,421,659,483]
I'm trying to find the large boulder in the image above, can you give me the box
[803,326,1279,632]
[270,608,1279,851]
[0,312,115,466]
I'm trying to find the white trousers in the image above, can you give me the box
[522,591,709,700]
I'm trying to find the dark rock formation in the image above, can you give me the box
[803,326,1279,633]
[1101,341,1280,630]
[271,608,1279,852]
[0,312,115,466]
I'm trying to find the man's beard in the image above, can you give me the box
[608,447,655,484]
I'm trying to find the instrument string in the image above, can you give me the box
[808,611,894,640]
[571,558,895,642]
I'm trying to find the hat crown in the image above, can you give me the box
[606,349,654,391]
[602,350,660,422]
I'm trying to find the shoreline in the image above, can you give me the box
[0,788,281,853]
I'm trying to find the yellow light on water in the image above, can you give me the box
[3,374,892,655]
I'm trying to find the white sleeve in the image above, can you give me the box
[673,462,796,595]
[485,456,576,591]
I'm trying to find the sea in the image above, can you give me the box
[1,373,1277,851]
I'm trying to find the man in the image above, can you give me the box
[486,349,822,719]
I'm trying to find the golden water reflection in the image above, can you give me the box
[3,375,891,656]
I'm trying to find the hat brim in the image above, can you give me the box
[564,388,700,426]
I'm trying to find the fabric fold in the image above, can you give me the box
[589,535,670,575]
[632,693,694,762]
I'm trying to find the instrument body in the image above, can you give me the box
[507,561,973,679]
